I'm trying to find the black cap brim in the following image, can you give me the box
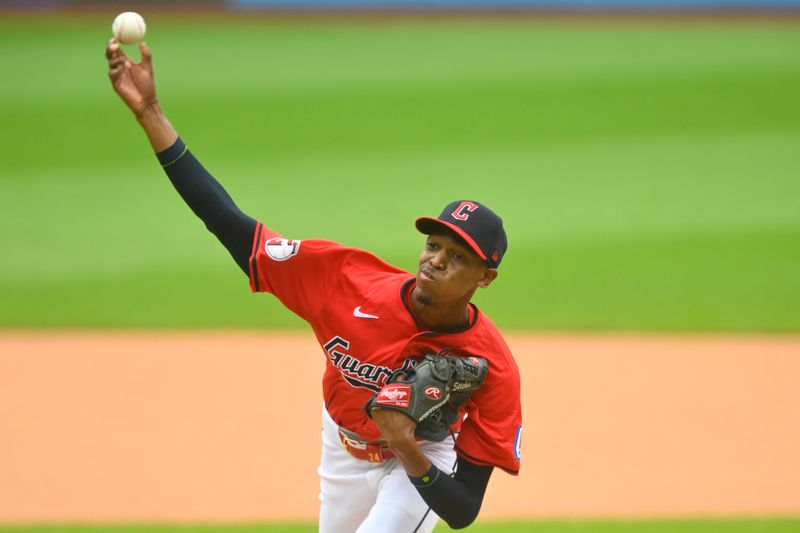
[415,217,488,261]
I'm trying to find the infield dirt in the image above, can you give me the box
[1,332,799,522]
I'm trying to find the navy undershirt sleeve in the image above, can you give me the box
[408,456,493,529]
[156,137,256,275]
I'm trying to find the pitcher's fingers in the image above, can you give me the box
[140,42,152,66]
[108,64,126,81]
[105,40,130,62]
[105,38,118,59]
[108,56,127,69]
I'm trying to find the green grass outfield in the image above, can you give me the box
[1,14,799,331]
[3,518,800,532]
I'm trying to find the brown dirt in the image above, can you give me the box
[1,332,799,522]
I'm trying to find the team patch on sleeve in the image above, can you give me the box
[514,425,523,461]
[265,238,301,261]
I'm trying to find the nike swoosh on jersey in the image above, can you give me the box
[353,306,380,319]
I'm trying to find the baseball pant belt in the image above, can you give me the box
[337,427,395,463]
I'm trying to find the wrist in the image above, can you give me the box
[135,101,178,153]
[408,464,441,488]
[134,100,163,122]
[156,136,186,167]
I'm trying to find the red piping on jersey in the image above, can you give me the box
[400,278,479,335]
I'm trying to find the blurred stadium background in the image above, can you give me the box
[1,0,799,531]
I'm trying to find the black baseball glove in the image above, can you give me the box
[365,354,489,442]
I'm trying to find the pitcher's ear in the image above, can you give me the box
[478,268,498,289]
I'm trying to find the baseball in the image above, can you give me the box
[112,12,146,45]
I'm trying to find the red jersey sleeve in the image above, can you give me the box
[248,221,352,322]
[454,346,522,475]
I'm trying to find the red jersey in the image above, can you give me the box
[249,222,522,475]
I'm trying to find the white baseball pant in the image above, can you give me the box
[318,405,457,533]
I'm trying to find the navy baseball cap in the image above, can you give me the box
[415,200,508,268]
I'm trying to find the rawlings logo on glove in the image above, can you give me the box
[376,384,411,408]
[365,354,489,442]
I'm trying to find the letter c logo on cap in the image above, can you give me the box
[451,201,479,221]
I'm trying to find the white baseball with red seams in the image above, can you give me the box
[112,12,146,45]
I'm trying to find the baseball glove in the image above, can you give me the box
[365,354,489,442]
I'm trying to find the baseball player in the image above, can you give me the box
[106,39,522,532]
